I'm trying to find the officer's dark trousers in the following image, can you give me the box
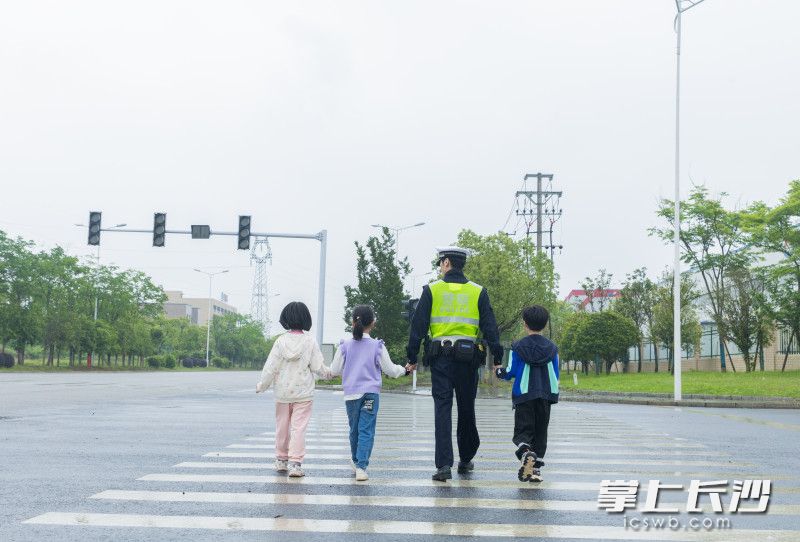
[512,398,551,460]
[430,356,480,469]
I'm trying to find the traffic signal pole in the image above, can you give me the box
[92,222,329,347]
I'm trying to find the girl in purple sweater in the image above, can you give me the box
[329,305,407,481]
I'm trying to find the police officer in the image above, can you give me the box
[405,246,503,481]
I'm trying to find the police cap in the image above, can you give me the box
[436,246,469,266]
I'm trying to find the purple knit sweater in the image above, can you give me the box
[339,337,383,395]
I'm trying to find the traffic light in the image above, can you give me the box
[153,213,166,247]
[238,215,251,250]
[88,212,101,246]
[401,298,419,322]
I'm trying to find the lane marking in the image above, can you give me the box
[226,443,718,457]
[174,461,796,480]
[139,472,607,490]
[140,473,800,492]
[244,437,707,449]
[89,489,800,515]
[204,452,742,467]
[22,512,800,541]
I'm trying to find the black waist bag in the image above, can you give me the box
[454,339,476,364]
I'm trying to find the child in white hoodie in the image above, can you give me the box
[256,301,331,477]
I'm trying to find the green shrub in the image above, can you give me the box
[212,356,232,369]
[147,356,162,368]
[1,352,16,368]
[162,354,176,369]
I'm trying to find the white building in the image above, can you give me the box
[163,290,237,326]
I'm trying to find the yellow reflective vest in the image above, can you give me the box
[428,280,482,341]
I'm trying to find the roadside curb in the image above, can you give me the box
[558,394,800,409]
[316,385,800,409]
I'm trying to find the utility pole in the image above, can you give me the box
[513,173,563,261]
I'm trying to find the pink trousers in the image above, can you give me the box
[274,400,313,463]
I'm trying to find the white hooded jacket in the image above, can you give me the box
[256,331,331,403]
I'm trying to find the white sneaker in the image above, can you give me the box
[355,468,368,481]
[288,463,305,477]
[275,459,288,473]
[349,459,357,473]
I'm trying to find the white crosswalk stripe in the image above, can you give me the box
[23,393,799,540]
[225,443,720,456]
[203,451,743,466]
[174,461,797,481]
[23,512,800,541]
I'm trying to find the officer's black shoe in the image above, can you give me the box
[457,461,474,474]
[432,467,452,482]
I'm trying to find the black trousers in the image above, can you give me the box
[430,356,480,469]
[512,399,551,460]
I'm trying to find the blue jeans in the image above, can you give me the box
[345,393,380,469]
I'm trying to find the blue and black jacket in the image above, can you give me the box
[497,334,559,406]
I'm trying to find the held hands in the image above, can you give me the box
[404,362,417,376]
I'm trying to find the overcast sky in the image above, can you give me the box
[1,1,798,343]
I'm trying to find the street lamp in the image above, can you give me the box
[371,222,426,392]
[672,0,707,402]
[371,222,425,263]
[194,268,230,367]
[410,271,435,294]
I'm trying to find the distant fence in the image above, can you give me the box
[626,322,745,362]
[779,328,800,354]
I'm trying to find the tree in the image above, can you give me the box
[652,186,751,371]
[94,319,118,366]
[212,313,269,368]
[743,181,800,371]
[614,268,656,373]
[455,230,557,339]
[560,311,591,374]
[0,232,42,364]
[580,268,614,312]
[561,311,639,375]
[344,227,410,361]
[651,270,702,374]
[717,265,775,372]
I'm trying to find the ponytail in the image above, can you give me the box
[353,317,365,340]
[351,305,375,340]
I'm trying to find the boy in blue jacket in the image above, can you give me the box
[495,305,559,482]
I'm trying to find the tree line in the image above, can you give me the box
[564,180,800,374]
[0,230,269,369]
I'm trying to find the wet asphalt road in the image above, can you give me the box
[1,371,798,542]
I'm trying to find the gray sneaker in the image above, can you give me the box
[275,459,288,473]
[287,462,304,478]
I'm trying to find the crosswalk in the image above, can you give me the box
[23,391,800,541]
